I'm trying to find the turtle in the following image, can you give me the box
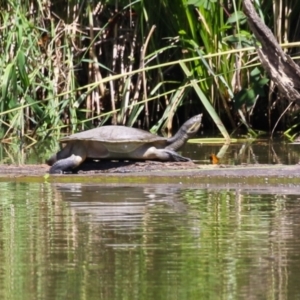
[47,114,202,174]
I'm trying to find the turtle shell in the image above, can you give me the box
[59,126,168,154]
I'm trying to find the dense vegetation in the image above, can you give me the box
[0,0,300,142]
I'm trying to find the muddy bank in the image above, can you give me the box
[0,160,300,185]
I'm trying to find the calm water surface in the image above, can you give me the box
[1,182,300,299]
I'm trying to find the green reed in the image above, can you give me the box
[0,0,299,142]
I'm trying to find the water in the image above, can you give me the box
[1,182,300,300]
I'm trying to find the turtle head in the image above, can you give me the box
[166,114,202,150]
[182,113,202,138]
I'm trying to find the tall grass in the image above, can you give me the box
[0,0,299,142]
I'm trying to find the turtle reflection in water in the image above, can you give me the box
[47,114,202,174]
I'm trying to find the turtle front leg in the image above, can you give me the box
[49,154,85,174]
[163,149,191,162]
[143,147,191,162]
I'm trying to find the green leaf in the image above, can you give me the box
[187,0,217,9]
[2,63,14,100]
[227,11,247,24]
[234,89,257,110]
[257,78,269,86]
[223,35,253,47]
[25,95,43,118]
[187,0,202,6]
[17,50,29,87]
[250,67,261,77]
[252,78,269,97]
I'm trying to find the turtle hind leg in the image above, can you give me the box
[49,154,85,174]
[46,154,57,166]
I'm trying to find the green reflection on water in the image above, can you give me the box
[1,183,300,300]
